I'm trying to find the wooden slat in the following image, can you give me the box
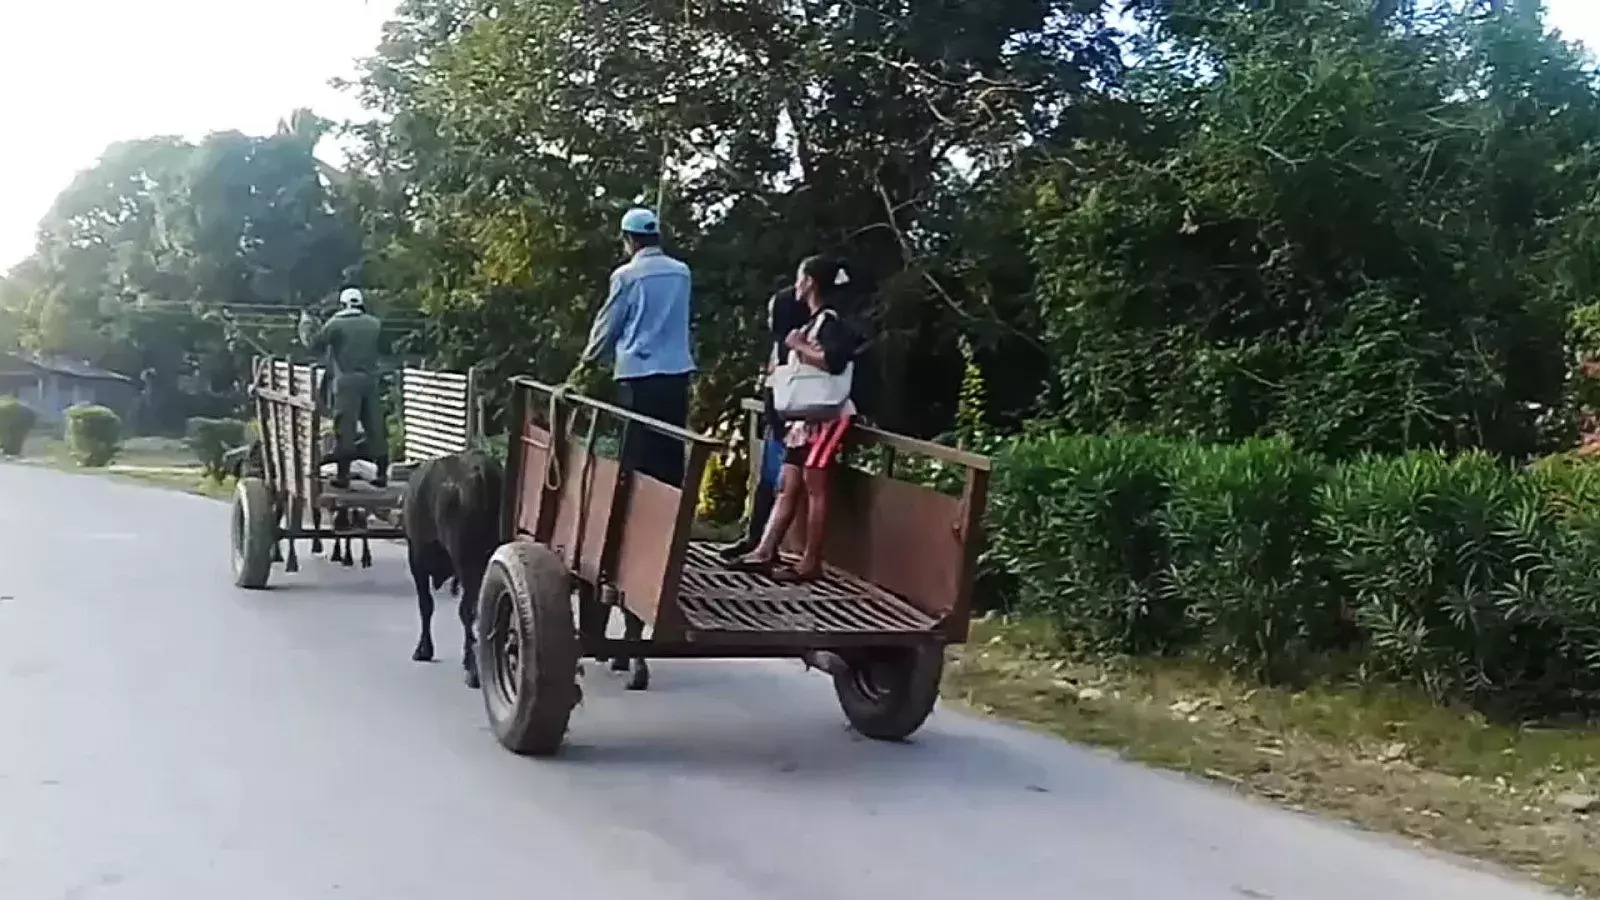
[407,434,469,453]
[404,401,469,423]
[406,432,468,452]
[401,382,467,401]
[407,426,464,442]
[406,419,468,438]
[403,367,469,384]
[399,365,474,462]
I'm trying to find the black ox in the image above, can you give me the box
[403,451,504,688]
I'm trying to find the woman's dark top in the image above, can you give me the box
[770,287,807,362]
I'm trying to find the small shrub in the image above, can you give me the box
[482,432,509,463]
[988,432,1180,654]
[1162,439,1338,682]
[696,445,749,525]
[0,396,36,456]
[65,404,122,468]
[186,417,247,479]
[1317,451,1580,708]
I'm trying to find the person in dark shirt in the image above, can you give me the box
[732,255,863,582]
[718,284,807,561]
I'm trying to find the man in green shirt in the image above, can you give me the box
[300,287,389,488]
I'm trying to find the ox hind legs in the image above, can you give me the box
[458,575,481,690]
[410,545,436,664]
[582,583,651,692]
[619,611,650,691]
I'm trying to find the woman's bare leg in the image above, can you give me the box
[796,466,830,576]
[742,463,802,564]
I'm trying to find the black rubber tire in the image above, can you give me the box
[478,542,580,757]
[832,643,945,742]
[231,477,276,589]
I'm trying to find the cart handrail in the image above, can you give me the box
[738,397,991,472]
[513,376,721,448]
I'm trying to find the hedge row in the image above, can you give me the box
[984,434,1600,714]
[65,404,122,468]
[0,396,36,456]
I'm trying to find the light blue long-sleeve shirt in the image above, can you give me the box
[580,246,697,380]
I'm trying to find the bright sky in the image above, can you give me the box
[0,0,1597,274]
[0,0,396,273]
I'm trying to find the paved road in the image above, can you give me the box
[0,465,1562,900]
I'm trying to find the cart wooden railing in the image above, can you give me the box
[739,398,991,642]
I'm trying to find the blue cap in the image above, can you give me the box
[620,207,660,235]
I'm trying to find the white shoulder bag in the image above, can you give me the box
[770,310,854,421]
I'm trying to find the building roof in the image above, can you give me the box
[1,351,138,384]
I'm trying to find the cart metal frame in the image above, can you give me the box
[229,356,480,587]
[476,376,992,755]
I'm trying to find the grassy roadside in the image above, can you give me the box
[10,433,233,500]
[945,616,1600,896]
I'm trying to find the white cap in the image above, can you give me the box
[339,288,364,309]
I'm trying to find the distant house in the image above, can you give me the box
[0,351,140,426]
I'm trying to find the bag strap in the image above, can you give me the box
[805,308,835,342]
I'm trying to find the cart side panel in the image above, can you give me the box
[550,443,619,582]
[609,475,684,631]
[510,412,685,636]
[544,446,682,633]
[512,418,552,541]
[781,466,972,633]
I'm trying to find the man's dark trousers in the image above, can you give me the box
[617,373,690,487]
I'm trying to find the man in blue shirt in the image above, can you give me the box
[577,207,696,487]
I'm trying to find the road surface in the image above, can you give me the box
[0,464,1562,900]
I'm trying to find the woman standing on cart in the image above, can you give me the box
[733,255,861,583]
[718,281,807,562]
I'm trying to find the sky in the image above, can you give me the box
[0,0,1597,274]
[0,0,397,272]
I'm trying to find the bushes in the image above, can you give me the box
[989,434,1176,654]
[186,417,247,479]
[1164,439,1336,682]
[987,432,1600,713]
[65,404,122,468]
[0,396,35,456]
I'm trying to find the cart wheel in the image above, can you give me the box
[832,644,945,742]
[231,477,277,590]
[478,542,580,757]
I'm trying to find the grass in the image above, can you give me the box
[945,616,1600,896]
[8,431,235,500]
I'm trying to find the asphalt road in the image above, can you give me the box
[0,464,1563,900]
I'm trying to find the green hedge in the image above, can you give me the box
[186,417,247,479]
[986,433,1600,713]
[64,404,122,468]
[0,396,36,456]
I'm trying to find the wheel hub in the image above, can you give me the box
[490,589,524,705]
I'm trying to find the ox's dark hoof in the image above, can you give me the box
[413,643,435,662]
[625,662,650,692]
[464,666,481,690]
[609,656,630,673]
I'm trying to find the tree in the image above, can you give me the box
[342,0,1128,434]
[1025,1,1600,458]
[0,120,361,432]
